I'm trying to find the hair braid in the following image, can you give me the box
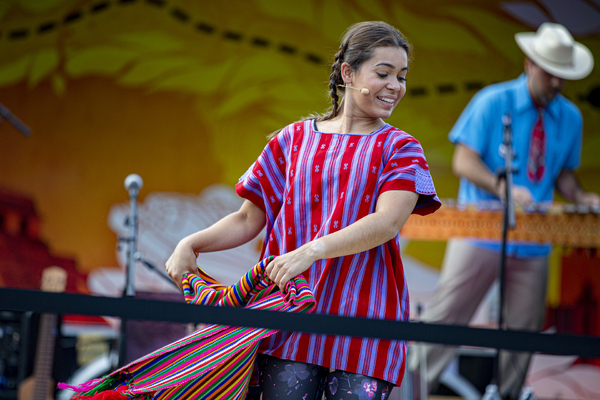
[323,46,346,121]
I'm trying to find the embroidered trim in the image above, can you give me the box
[414,168,436,195]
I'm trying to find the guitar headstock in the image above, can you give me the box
[40,266,67,293]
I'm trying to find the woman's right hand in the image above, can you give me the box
[166,239,199,290]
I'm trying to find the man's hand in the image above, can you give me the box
[556,170,599,207]
[497,179,534,207]
[574,191,600,207]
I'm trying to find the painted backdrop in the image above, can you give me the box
[1,0,599,294]
[2,0,600,398]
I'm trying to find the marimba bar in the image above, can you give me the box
[401,200,600,247]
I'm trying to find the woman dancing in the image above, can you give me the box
[166,20,441,399]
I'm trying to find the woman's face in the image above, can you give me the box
[343,46,408,120]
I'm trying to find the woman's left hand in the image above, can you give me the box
[265,242,321,289]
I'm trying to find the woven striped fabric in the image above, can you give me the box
[59,256,316,399]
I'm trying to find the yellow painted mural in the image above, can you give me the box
[0,0,599,281]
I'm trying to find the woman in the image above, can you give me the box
[166,21,441,399]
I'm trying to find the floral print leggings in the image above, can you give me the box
[254,354,394,400]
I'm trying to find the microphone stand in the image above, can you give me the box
[134,252,178,288]
[115,175,179,367]
[124,180,140,299]
[485,114,517,400]
[116,174,142,367]
[0,102,31,137]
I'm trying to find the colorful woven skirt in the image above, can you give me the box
[59,256,316,399]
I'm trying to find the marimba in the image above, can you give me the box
[401,200,600,247]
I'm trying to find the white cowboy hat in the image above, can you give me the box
[515,22,594,80]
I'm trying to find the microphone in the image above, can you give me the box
[338,84,369,95]
[124,174,143,197]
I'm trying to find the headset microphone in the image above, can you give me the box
[338,84,369,95]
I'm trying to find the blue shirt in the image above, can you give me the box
[448,73,582,258]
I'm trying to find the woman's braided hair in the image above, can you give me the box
[267,21,410,139]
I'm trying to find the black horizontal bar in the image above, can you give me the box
[38,21,57,33]
[305,53,324,64]
[465,81,484,91]
[8,29,29,39]
[171,8,190,22]
[279,44,296,54]
[146,0,165,7]
[223,31,243,41]
[1,288,598,358]
[64,11,82,24]
[409,87,428,96]
[91,2,110,13]
[196,22,215,34]
[437,84,456,94]
[251,37,270,47]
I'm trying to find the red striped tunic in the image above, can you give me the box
[235,120,441,386]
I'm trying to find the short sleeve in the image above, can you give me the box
[378,135,442,216]
[448,89,495,156]
[235,126,291,217]
[563,107,583,171]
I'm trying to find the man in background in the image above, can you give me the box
[409,22,599,399]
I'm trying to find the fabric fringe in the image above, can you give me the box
[58,374,134,399]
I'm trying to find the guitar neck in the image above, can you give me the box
[28,266,67,400]
[32,313,57,398]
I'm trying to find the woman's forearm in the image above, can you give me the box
[265,190,419,288]
[308,190,418,260]
[311,195,417,260]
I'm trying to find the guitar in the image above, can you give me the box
[17,266,67,400]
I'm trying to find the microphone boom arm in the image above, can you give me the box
[0,102,31,137]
